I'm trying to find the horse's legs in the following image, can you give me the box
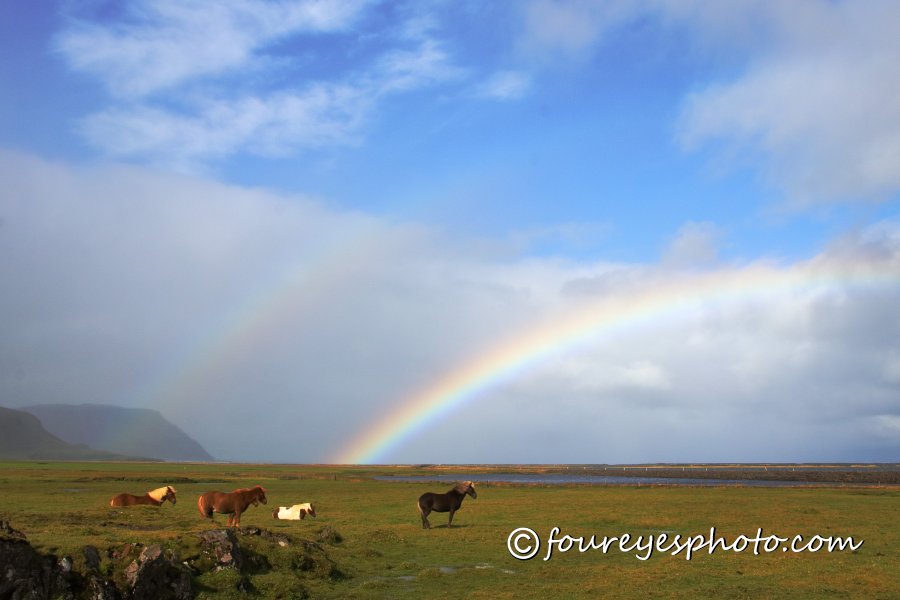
[448,509,455,527]
[418,500,430,529]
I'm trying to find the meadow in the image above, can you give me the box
[1,461,897,599]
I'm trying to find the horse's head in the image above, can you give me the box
[254,486,268,505]
[456,481,477,499]
[148,485,177,504]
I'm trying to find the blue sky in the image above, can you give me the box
[5,0,893,261]
[2,1,899,462]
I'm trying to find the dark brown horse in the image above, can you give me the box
[109,485,177,507]
[197,486,267,527]
[417,481,477,529]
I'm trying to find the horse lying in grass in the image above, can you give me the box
[417,481,476,529]
[272,503,316,520]
[197,486,267,527]
[109,485,177,507]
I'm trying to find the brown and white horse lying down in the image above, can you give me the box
[109,486,177,507]
[272,503,316,520]
[197,485,267,527]
[417,481,476,529]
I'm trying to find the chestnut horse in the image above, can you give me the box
[109,485,177,508]
[197,486,267,527]
[417,481,477,529]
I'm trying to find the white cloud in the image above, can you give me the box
[80,84,372,169]
[539,358,673,394]
[78,35,460,168]
[677,0,900,204]
[516,0,900,205]
[519,0,638,62]
[56,3,463,169]
[2,151,898,462]
[372,38,464,94]
[56,0,371,98]
[475,70,532,101]
[663,221,723,266]
[883,352,900,385]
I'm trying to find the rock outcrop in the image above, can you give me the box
[0,520,344,599]
[1,520,191,600]
[1,518,76,599]
[123,545,192,600]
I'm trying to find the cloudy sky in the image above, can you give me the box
[1,0,899,463]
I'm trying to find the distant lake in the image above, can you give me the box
[377,473,857,488]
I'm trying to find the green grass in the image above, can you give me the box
[1,462,897,599]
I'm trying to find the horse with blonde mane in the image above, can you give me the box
[417,481,476,529]
[197,486,267,527]
[109,486,177,507]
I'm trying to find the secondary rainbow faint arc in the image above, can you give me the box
[129,217,390,428]
[333,258,899,464]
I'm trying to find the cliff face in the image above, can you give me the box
[0,406,135,461]
[20,404,214,462]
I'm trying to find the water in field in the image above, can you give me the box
[376,463,900,487]
[376,473,825,487]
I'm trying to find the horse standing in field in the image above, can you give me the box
[417,481,477,529]
[109,486,177,508]
[197,486,267,527]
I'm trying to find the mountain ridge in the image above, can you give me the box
[19,403,214,462]
[0,406,146,461]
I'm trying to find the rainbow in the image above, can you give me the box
[333,257,900,463]
[130,215,389,425]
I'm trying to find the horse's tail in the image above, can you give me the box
[198,494,211,518]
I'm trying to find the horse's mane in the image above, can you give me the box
[452,481,474,494]
[147,486,175,501]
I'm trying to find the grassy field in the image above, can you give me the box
[1,461,898,599]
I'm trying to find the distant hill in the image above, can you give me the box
[20,404,214,462]
[0,406,141,461]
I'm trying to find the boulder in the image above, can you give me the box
[197,529,244,571]
[0,520,75,599]
[124,544,192,600]
[83,545,102,573]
